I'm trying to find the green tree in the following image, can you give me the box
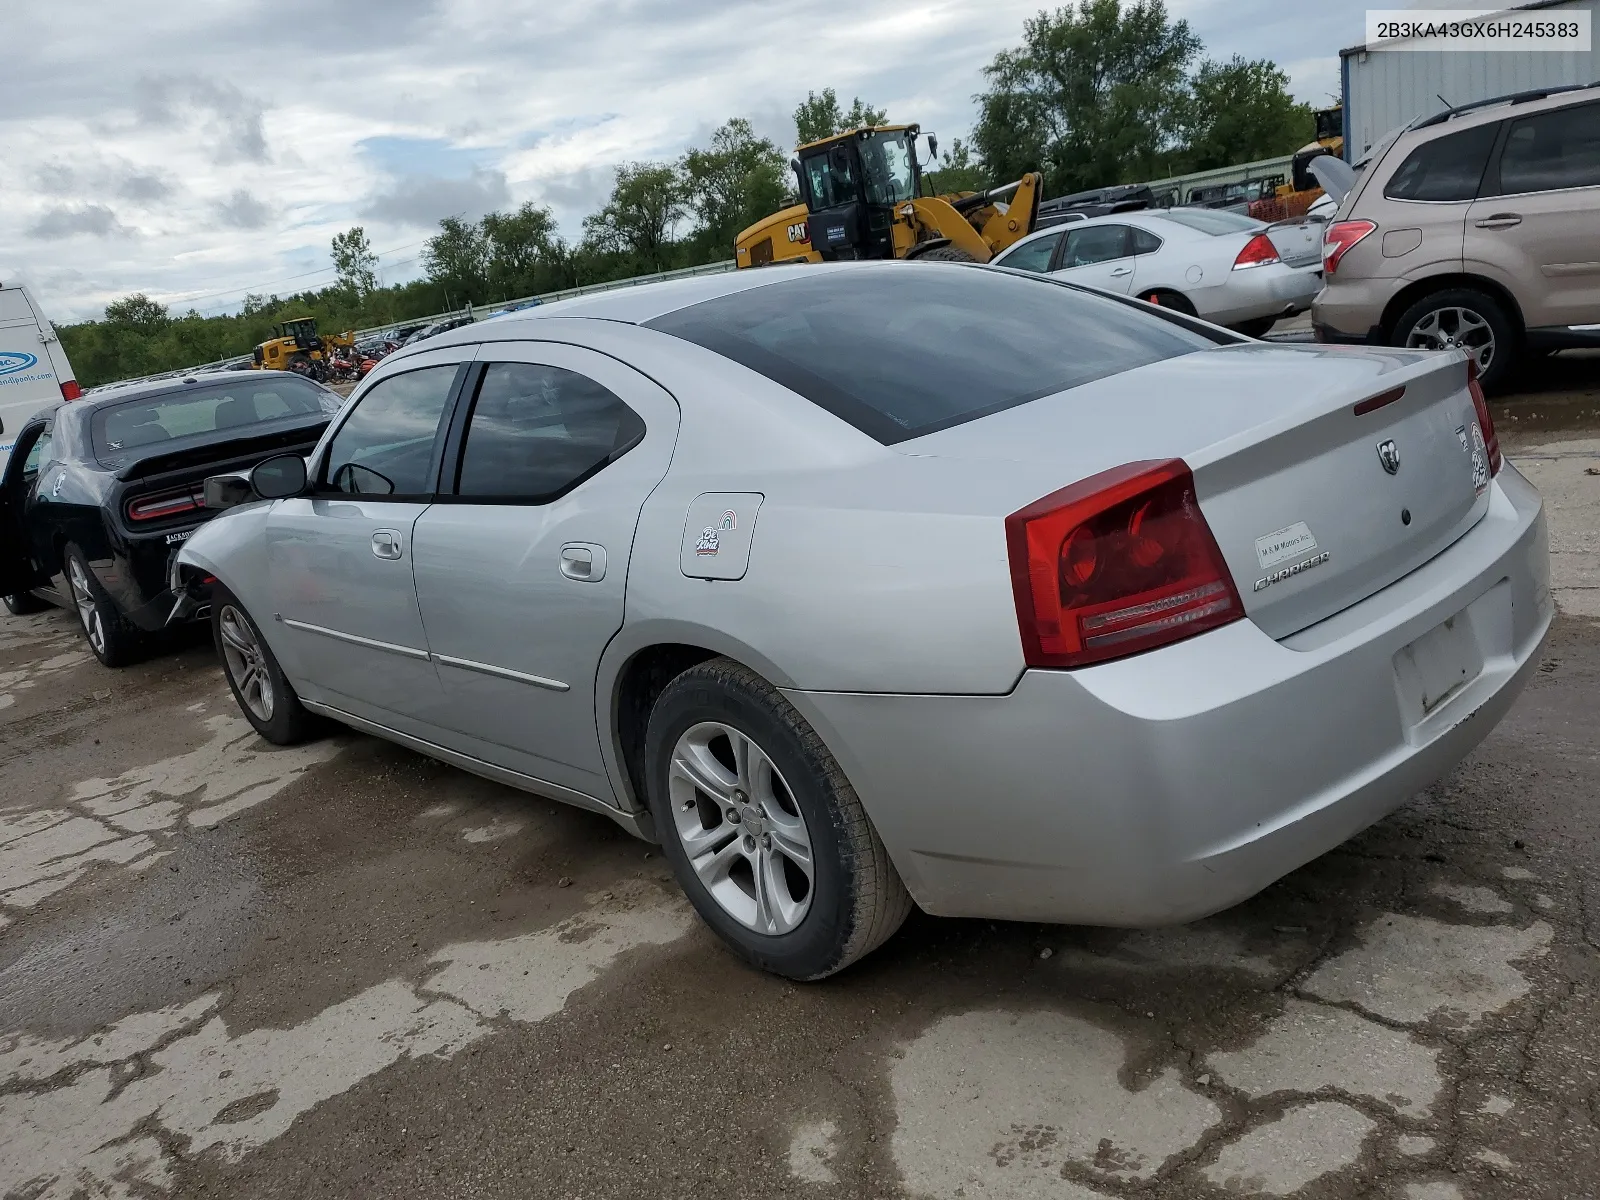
[482,202,572,299]
[793,88,889,144]
[581,162,686,273]
[330,226,379,296]
[103,293,170,331]
[1181,56,1312,172]
[422,216,491,306]
[973,0,1200,194]
[924,137,989,195]
[681,118,790,256]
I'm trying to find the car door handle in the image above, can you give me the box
[1108,267,1133,277]
[1474,214,1522,229]
[371,529,403,560]
[559,542,607,582]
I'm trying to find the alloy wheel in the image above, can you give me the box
[1405,306,1495,374]
[217,605,275,722]
[668,721,814,935]
[67,558,106,658]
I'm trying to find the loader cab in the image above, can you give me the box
[798,126,923,261]
[274,317,321,351]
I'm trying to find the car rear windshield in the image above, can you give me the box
[644,267,1220,444]
[1155,209,1262,235]
[92,378,334,460]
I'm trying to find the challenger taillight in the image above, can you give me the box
[1323,220,1376,276]
[1232,234,1280,270]
[127,488,203,522]
[1005,460,1243,669]
[1466,357,1502,476]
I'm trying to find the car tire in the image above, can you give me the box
[1392,288,1516,392]
[3,591,50,616]
[1230,317,1277,338]
[212,584,322,745]
[1140,289,1197,316]
[916,245,979,263]
[63,546,142,668]
[644,657,913,980]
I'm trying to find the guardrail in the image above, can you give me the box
[87,258,740,394]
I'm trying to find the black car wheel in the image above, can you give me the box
[212,584,321,745]
[1393,288,1516,392]
[644,657,913,980]
[3,592,50,616]
[63,546,142,668]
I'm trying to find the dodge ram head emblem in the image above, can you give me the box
[1377,440,1401,475]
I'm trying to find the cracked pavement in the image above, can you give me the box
[2,427,1599,1199]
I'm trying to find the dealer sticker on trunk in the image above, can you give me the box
[1254,521,1318,570]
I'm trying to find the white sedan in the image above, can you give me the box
[992,208,1325,337]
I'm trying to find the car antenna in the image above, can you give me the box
[1437,93,1455,112]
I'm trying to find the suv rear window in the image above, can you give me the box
[1383,123,1498,202]
[644,267,1219,444]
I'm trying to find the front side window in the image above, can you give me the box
[1061,225,1131,268]
[1498,102,1600,194]
[323,365,458,496]
[645,266,1220,445]
[860,133,916,205]
[804,150,857,209]
[453,363,644,500]
[996,232,1062,273]
[1383,123,1499,202]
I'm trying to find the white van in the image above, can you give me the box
[1,281,80,468]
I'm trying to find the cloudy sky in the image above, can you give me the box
[2,0,1380,321]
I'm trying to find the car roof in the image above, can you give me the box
[1404,79,1600,138]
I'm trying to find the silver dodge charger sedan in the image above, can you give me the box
[176,262,1551,980]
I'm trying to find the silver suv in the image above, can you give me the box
[1313,82,1600,389]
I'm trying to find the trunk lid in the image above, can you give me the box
[1264,216,1325,269]
[899,342,1491,640]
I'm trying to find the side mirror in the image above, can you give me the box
[927,133,939,161]
[203,473,253,510]
[251,453,308,500]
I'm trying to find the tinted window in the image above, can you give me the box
[92,378,333,459]
[996,232,1062,273]
[324,365,457,495]
[1061,225,1131,267]
[1384,123,1498,201]
[1158,209,1262,234]
[804,151,856,208]
[1498,102,1600,193]
[22,431,51,477]
[1131,227,1163,255]
[644,268,1218,444]
[454,363,644,500]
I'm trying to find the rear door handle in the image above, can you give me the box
[559,542,607,582]
[1474,214,1522,229]
[371,529,403,560]
[1108,267,1133,278]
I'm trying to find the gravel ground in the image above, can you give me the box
[2,362,1599,1200]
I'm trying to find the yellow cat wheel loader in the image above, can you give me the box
[734,124,1042,268]
[251,317,355,381]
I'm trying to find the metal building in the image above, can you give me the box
[1341,0,1598,159]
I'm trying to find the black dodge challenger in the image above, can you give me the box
[0,370,342,666]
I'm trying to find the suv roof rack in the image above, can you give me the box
[1410,79,1600,131]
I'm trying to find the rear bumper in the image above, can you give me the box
[784,464,1550,926]
[1204,264,1324,325]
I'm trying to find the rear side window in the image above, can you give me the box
[323,365,457,496]
[644,267,1218,444]
[996,232,1062,273]
[453,363,644,500]
[1383,123,1498,201]
[1131,227,1163,254]
[1497,102,1600,194]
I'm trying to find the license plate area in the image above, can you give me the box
[1393,610,1485,729]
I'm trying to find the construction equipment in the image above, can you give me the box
[251,317,355,381]
[1250,104,1347,221]
[734,124,1042,267]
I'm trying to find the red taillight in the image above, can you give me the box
[60,380,82,401]
[1005,460,1244,669]
[127,490,202,522]
[1232,234,1280,270]
[1466,357,1502,476]
[1323,220,1376,276]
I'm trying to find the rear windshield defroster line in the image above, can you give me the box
[644,267,1219,445]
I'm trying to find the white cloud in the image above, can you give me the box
[2,0,1366,320]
